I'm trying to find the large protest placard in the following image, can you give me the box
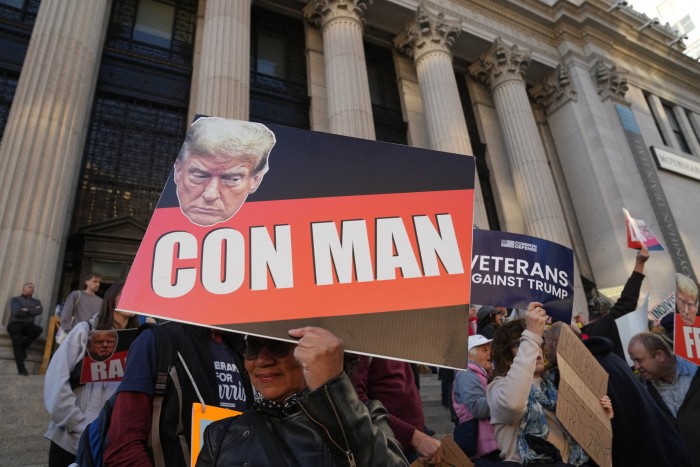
[556,325,612,467]
[673,272,700,365]
[470,229,574,323]
[119,118,475,368]
[623,207,664,251]
[79,328,138,384]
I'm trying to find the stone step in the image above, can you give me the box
[0,432,49,467]
[419,373,454,438]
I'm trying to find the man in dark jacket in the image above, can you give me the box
[104,322,253,467]
[582,245,649,359]
[585,335,693,467]
[629,332,700,466]
[8,282,43,375]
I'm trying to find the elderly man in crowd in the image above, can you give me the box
[629,332,700,466]
[174,117,276,226]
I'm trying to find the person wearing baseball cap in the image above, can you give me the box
[452,334,500,461]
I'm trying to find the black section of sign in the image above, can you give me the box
[157,124,475,208]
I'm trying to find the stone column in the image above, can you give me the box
[192,0,251,119]
[304,0,375,139]
[395,6,488,228]
[0,0,112,328]
[470,39,587,315]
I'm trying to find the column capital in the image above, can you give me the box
[469,38,531,89]
[394,6,461,63]
[529,64,577,114]
[591,59,629,104]
[304,0,372,29]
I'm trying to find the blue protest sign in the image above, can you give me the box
[471,230,574,323]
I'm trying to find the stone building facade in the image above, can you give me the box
[0,0,699,370]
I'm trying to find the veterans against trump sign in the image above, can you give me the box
[120,118,475,367]
[470,230,574,323]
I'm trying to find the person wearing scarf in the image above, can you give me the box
[196,327,408,466]
[486,303,613,466]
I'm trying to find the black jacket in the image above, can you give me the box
[581,271,644,359]
[643,360,700,467]
[583,336,693,467]
[196,373,408,467]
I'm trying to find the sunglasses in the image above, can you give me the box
[243,338,295,360]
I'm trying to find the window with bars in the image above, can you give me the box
[250,6,309,129]
[364,41,407,145]
[662,102,692,154]
[72,94,188,230]
[107,0,195,65]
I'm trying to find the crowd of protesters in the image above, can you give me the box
[6,239,694,466]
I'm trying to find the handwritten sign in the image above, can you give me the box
[410,434,473,467]
[556,325,611,467]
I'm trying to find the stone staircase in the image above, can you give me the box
[0,374,49,467]
[419,371,455,439]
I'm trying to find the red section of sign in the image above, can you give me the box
[80,351,129,383]
[674,313,700,366]
[120,190,473,325]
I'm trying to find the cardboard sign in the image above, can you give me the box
[623,208,664,251]
[119,118,475,368]
[409,434,473,467]
[470,229,574,323]
[556,325,612,467]
[616,293,650,366]
[79,329,138,384]
[190,403,241,466]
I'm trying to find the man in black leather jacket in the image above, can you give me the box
[196,327,408,466]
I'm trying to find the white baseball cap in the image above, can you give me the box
[468,334,492,352]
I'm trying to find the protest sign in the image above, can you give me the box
[673,272,700,365]
[615,293,649,366]
[623,208,664,251]
[409,435,473,467]
[649,292,674,321]
[119,118,475,368]
[79,328,138,384]
[470,229,574,323]
[675,313,700,366]
[556,325,612,467]
[190,403,241,466]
